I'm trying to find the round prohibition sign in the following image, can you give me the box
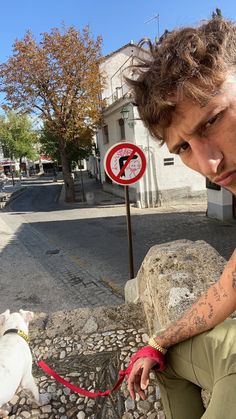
[104,142,146,185]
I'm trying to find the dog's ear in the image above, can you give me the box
[0,309,10,325]
[19,310,34,323]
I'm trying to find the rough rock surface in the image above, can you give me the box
[4,304,165,418]
[125,239,226,334]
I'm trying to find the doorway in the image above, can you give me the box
[233,195,236,219]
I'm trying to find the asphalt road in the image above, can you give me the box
[1,177,236,308]
[5,179,132,290]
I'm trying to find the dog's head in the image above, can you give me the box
[0,309,34,335]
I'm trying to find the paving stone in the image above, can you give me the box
[5,327,166,418]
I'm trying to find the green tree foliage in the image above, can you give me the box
[0,112,37,163]
[40,124,93,168]
[0,26,103,201]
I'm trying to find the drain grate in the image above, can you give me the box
[45,249,60,255]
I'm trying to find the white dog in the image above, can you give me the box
[0,309,50,417]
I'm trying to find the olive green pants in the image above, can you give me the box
[156,319,236,419]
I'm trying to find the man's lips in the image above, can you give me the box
[213,170,236,187]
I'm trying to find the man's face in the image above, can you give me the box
[165,74,236,195]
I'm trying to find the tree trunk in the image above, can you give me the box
[60,147,75,202]
[19,156,22,180]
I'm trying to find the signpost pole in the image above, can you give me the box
[104,142,146,282]
[125,185,134,279]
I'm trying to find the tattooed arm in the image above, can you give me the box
[128,249,236,400]
[154,249,236,348]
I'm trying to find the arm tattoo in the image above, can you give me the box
[232,264,236,290]
[155,253,236,348]
[212,285,221,301]
[154,282,229,348]
[207,303,214,319]
[155,307,208,347]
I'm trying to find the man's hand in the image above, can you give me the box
[127,357,158,400]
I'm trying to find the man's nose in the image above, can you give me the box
[190,139,223,176]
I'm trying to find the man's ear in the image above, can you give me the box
[19,310,34,323]
[0,309,10,325]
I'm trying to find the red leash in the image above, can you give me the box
[38,346,165,398]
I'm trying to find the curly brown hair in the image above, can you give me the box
[127,17,236,142]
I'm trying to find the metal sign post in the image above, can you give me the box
[125,185,134,279]
[104,142,146,279]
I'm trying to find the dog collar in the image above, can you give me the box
[3,328,30,344]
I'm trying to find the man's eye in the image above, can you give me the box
[178,142,190,154]
[203,114,219,130]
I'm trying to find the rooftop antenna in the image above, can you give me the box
[145,13,160,39]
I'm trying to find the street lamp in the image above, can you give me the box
[120,106,129,121]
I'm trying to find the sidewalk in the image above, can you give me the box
[60,171,208,213]
[0,178,25,208]
[0,215,75,312]
[60,171,125,207]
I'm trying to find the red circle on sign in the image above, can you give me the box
[104,142,146,185]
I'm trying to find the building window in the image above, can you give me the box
[206,178,221,190]
[164,157,174,166]
[103,125,109,144]
[118,118,126,140]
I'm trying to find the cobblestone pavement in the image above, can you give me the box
[8,328,164,419]
[5,307,165,419]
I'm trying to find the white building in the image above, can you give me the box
[97,43,235,218]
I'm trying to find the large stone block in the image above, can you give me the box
[125,240,226,335]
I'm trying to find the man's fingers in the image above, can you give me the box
[140,358,156,389]
[127,357,155,399]
[127,373,136,400]
[128,359,143,399]
[141,379,149,390]
[138,387,147,400]
[129,383,135,400]
[129,372,147,400]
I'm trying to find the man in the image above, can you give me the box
[126,16,236,419]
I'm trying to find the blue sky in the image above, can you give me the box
[0,0,236,62]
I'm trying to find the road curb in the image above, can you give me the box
[1,187,26,209]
